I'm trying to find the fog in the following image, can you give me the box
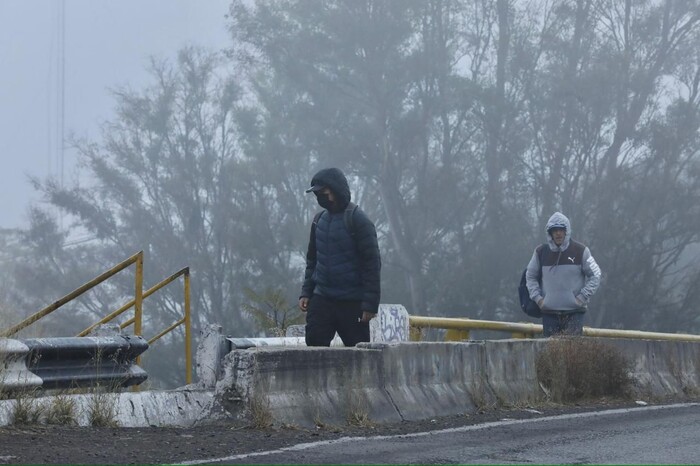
[1,0,700,387]
[0,0,231,229]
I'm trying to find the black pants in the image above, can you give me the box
[305,294,369,347]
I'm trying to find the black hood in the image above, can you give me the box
[308,167,351,210]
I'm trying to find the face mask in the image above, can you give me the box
[316,192,334,210]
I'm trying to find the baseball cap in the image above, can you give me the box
[305,184,325,193]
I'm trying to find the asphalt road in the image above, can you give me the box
[179,403,700,465]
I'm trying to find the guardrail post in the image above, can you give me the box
[409,326,423,341]
[133,252,144,392]
[445,329,470,341]
[184,270,192,385]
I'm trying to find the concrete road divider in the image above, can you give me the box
[209,337,700,427]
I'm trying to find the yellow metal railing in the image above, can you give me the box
[1,251,192,385]
[1,251,144,338]
[79,267,193,385]
[408,315,700,343]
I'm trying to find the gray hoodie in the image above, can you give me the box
[525,212,601,313]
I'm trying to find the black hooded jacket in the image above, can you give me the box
[300,168,381,312]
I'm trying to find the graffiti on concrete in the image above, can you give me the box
[370,304,409,343]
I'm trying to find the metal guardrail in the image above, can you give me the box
[0,335,148,391]
[78,267,192,384]
[408,316,700,342]
[0,251,192,385]
[227,336,345,350]
[0,339,42,391]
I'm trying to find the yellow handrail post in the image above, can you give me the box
[131,252,144,393]
[122,266,192,385]
[134,252,144,358]
[184,270,192,385]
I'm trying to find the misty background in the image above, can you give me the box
[1,0,700,387]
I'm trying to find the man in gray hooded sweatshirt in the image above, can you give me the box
[526,212,601,337]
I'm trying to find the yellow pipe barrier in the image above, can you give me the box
[79,301,133,336]
[1,251,144,338]
[408,315,700,342]
[82,267,192,385]
[107,267,191,385]
[3,251,193,387]
[119,317,135,330]
[148,318,186,345]
[409,316,543,336]
[583,327,700,342]
[78,266,189,336]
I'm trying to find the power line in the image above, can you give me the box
[59,0,66,190]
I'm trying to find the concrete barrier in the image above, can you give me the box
[2,328,697,428]
[210,338,700,427]
[370,304,410,343]
[286,303,410,344]
[214,346,402,426]
[0,388,214,427]
[603,338,700,398]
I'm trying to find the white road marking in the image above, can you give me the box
[175,403,699,465]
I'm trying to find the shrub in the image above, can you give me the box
[536,337,633,403]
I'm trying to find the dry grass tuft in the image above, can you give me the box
[10,390,44,425]
[86,387,119,427]
[536,337,633,403]
[345,390,374,428]
[248,392,273,429]
[45,393,77,425]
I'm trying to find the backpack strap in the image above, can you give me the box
[312,203,358,239]
[344,202,358,237]
[309,210,325,259]
[312,210,324,228]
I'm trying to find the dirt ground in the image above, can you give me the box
[0,399,648,465]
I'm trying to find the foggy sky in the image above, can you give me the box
[0,0,231,230]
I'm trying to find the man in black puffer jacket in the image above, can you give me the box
[299,167,381,346]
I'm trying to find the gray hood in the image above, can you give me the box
[545,211,571,251]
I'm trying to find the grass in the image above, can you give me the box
[248,391,273,429]
[10,390,44,425]
[86,386,119,427]
[45,393,77,425]
[345,390,374,428]
[536,337,633,403]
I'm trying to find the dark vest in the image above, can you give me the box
[540,240,585,267]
